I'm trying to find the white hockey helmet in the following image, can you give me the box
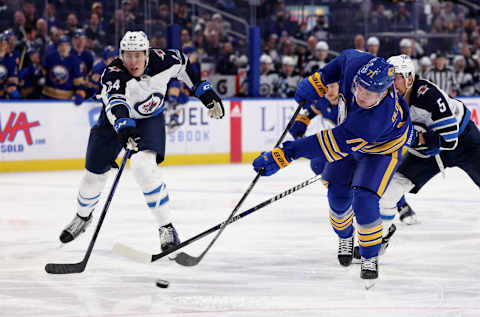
[120,31,150,65]
[387,54,415,82]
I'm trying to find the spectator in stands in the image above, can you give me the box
[267,10,291,38]
[204,28,221,62]
[424,52,458,97]
[85,12,106,56]
[0,33,20,99]
[366,36,380,56]
[399,38,412,56]
[22,1,37,30]
[453,55,475,96]
[5,30,20,64]
[46,27,64,55]
[12,10,26,42]
[264,33,281,69]
[180,28,192,48]
[183,46,200,80]
[65,13,80,38]
[35,18,48,57]
[150,31,166,49]
[41,35,85,105]
[259,54,279,97]
[149,4,169,36]
[460,44,478,74]
[353,34,365,51]
[308,12,328,41]
[303,36,318,65]
[304,41,329,75]
[0,1,14,31]
[174,1,191,30]
[89,2,108,33]
[192,29,206,61]
[281,38,298,67]
[441,2,457,32]
[216,41,238,75]
[370,3,391,32]
[392,2,412,30]
[419,56,432,78]
[277,55,300,98]
[19,47,43,99]
[45,3,60,31]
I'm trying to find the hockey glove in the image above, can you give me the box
[414,130,442,156]
[114,118,141,152]
[253,146,293,176]
[195,81,225,119]
[73,93,84,106]
[289,106,315,139]
[8,89,21,99]
[294,73,327,105]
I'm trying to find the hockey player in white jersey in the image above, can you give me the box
[59,31,225,252]
[379,54,480,244]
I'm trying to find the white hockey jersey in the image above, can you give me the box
[98,48,200,125]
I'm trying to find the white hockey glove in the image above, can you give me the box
[207,100,224,119]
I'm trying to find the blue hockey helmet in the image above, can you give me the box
[103,45,118,59]
[57,35,71,44]
[355,57,394,94]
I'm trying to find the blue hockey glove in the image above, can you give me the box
[194,81,224,119]
[8,90,21,99]
[253,147,293,176]
[294,73,327,105]
[114,118,141,151]
[73,93,84,106]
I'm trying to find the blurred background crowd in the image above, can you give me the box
[1,0,480,101]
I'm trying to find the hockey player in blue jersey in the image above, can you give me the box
[42,35,85,105]
[379,55,480,229]
[71,29,94,80]
[0,33,21,99]
[253,50,413,287]
[85,45,118,98]
[288,82,339,175]
[59,31,225,253]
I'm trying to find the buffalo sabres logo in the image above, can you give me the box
[50,65,69,85]
[134,92,164,115]
[0,65,8,83]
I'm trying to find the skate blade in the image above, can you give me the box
[402,215,419,225]
[364,279,376,290]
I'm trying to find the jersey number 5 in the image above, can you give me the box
[436,98,447,113]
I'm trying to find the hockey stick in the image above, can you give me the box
[45,149,131,274]
[173,100,306,266]
[435,154,446,179]
[112,173,323,264]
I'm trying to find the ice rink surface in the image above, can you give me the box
[1,160,479,317]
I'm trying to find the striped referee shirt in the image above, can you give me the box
[424,67,458,96]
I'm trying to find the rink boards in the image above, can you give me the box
[1,98,479,172]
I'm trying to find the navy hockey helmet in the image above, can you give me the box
[103,45,118,59]
[355,57,394,94]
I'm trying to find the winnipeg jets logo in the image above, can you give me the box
[108,66,121,72]
[153,49,165,60]
[417,85,429,96]
[134,93,164,115]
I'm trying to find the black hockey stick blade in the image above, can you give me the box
[45,262,86,274]
[45,150,131,274]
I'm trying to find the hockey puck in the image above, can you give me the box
[156,279,170,288]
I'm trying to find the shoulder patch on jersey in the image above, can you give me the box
[417,85,429,96]
[108,66,122,72]
[168,49,181,62]
[153,49,165,60]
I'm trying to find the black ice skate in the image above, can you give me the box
[59,213,92,243]
[353,224,397,259]
[361,256,378,289]
[398,201,418,225]
[159,223,180,252]
[337,235,354,266]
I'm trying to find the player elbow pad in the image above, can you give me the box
[106,104,130,126]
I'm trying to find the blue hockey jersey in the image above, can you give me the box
[292,50,413,162]
[42,50,85,99]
